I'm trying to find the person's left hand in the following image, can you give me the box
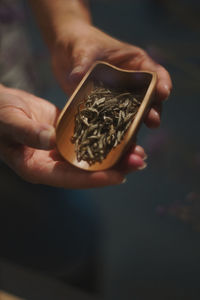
[0,85,146,189]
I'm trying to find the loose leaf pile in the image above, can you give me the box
[71,85,142,165]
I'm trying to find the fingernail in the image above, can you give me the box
[39,127,55,149]
[121,177,127,184]
[138,162,147,170]
[71,66,84,74]
[69,66,84,81]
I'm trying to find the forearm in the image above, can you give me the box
[29,0,92,50]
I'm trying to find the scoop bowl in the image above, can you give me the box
[56,61,157,171]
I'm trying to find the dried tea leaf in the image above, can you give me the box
[71,83,141,165]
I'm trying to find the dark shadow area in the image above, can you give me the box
[0,163,101,294]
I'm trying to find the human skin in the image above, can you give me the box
[28,0,172,186]
[0,84,146,188]
[0,1,172,188]
[29,0,172,128]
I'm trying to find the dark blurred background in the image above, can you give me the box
[0,0,200,299]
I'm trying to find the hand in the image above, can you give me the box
[51,22,172,128]
[0,85,146,189]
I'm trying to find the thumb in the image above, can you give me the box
[1,110,56,150]
[69,46,98,83]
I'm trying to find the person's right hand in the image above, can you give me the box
[0,84,146,189]
[51,22,172,129]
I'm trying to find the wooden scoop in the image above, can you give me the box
[56,61,157,171]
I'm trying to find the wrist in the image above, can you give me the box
[50,21,93,53]
[29,0,92,51]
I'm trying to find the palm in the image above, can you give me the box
[16,148,126,189]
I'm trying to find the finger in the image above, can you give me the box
[0,137,125,188]
[130,144,147,160]
[139,57,172,102]
[34,166,125,189]
[69,44,100,83]
[47,145,147,188]
[120,48,172,101]
[0,108,56,150]
[54,169,124,189]
[0,87,60,127]
[144,104,162,128]
[115,144,147,174]
[65,168,125,188]
[18,152,125,188]
[117,153,147,175]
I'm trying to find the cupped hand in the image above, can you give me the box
[0,85,146,189]
[51,22,172,129]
